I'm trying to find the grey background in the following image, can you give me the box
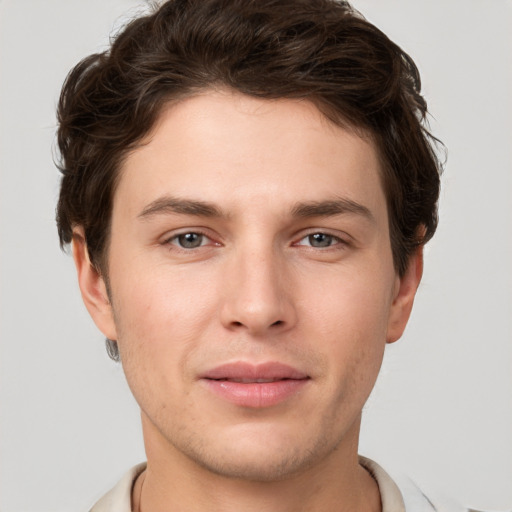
[1,1,511,510]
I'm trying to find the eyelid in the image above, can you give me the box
[162,228,221,248]
[292,229,351,247]
[159,227,351,249]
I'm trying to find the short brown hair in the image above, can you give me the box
[56,0,442,277]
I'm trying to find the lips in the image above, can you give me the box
[201,362,310,408]
[220,378,284,383]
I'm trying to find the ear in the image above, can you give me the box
[72,227,118,341]
[386,244,424,344]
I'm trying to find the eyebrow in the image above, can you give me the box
[291,198,375,223]
[138,197,224,219]
[138,195,374,223]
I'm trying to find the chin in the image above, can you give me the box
[178,426,335,482]
[193,450,317,482]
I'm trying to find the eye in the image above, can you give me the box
[296,232,342,248]
[169,232,209,249]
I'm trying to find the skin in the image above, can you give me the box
[73,89,423,512]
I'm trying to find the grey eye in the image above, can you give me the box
[308,233,334,247]
[176,232,204,248]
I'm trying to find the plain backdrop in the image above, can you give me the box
[0,1,511,510]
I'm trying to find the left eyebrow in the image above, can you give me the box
[291,198,375,223]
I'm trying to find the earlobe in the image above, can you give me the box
[72,228,118,341]
[386,245,424,344]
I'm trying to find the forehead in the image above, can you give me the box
[115,90,386,220]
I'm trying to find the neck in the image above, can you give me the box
[134,415,381,512]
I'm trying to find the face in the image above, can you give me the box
[75,90,420,481]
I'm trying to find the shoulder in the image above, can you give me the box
[359,456,500,512]
[89,463,146,512]
[395,474,467,512]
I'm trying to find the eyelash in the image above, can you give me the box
[165,230,216,250]
[293,232,348,250]
[163,230,348,252]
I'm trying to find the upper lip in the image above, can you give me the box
[201,362,309,381]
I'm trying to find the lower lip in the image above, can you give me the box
[202,379,309,408]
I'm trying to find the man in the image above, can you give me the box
[55,0,469,510]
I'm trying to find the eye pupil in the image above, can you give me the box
[309,233,332,247]
[178,233,203,248]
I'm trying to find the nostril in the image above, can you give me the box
[271,320,283,327]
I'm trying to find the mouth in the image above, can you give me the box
[214,378,291,383]
[201,362,310,408]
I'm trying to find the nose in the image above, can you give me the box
[220,245,297,336]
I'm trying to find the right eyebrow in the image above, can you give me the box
[138,196,225,220]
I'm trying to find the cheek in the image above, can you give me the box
[306,269,393,341]
[114,260,217,332]
[109,263,220,387]
[304,268,392,388]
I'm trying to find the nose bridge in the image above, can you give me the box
[221,237,295,334]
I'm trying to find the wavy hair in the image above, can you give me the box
[56,0,442,360]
